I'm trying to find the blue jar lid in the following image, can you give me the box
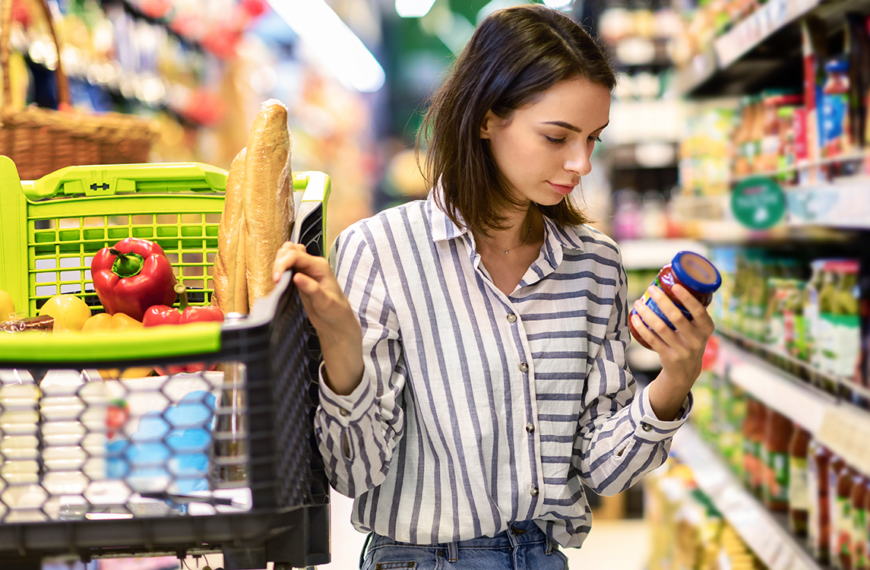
[671,251,722,294]
[826,59,849,74]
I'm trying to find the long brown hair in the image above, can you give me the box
[417,5,616,233]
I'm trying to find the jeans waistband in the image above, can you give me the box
[365,520,551,555]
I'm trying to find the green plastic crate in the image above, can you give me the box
[0,156,328,321]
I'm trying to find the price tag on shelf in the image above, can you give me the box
[818,405,870,476]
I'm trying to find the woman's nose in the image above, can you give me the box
[565,148,592,177]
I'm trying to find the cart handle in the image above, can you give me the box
[0,321,221,365]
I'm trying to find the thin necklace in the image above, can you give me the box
[479,219,533,255]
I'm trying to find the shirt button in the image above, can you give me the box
[507,313,517,323]
[530,486,539,497]
[641,422,652,432]
[519,363,529,373]
[526,423,535,434]
[340,408,350,417]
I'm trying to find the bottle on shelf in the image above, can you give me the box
[833,261,861,383]
[762,408,792,512]
[831,459,852,570]
[850,473,867,570]
[808,439,832,564]
[789,424,811,538]
[861,479,870,570]
[805,260,825,372]
[819,263,840,391]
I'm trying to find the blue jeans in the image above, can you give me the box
[359,520,570,569]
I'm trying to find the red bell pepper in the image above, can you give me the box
[92,238,177,322]
[142,285,224,374]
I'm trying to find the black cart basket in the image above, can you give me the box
[0,160,331,569]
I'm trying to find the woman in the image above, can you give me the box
[272,5,713,569]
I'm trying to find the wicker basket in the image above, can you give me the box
[0,0,157,180]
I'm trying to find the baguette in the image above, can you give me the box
[244,100,293,305]
[213,148,248,314]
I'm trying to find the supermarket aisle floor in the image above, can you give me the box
[323,491,649,570]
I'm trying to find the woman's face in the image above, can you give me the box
[480,76,611,208]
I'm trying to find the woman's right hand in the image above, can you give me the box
[273,242,364,395]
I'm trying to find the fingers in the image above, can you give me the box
[671,285,715,335]
[631,313,671,355]
[273,242,330,282]
[634,296,681,349]
[647,286,692,331]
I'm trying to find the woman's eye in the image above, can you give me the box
[589,136,602,143]
[545,136,566,144]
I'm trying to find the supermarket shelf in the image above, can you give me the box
[670,193,865,241]
[786,178,870,230]
[731,152,869,184]
[619,238,707,270]
[673,48,717,97]
[675,0,870,97]
[671,425,824,570]
[714,331,870,477]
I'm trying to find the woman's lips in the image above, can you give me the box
[548,182,575,195]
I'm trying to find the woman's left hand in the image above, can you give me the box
[631,284,715,388]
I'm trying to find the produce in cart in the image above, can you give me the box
[92,238,178,321]
[144,284,224,374]
[0,289,15,321]
[81,312,153,379]
[38,294,92,333]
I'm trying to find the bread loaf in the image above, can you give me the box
[213,148,248,314]
[243,100,293,305]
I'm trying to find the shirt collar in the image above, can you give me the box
[427,190,468,243]
[426,189,587,256]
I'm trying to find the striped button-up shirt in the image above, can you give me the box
[314,192,691,549]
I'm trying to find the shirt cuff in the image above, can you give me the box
[629,385,693,444]
[318,361,376,426]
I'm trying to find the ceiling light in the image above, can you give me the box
[267,0,385,93]
[396,0,438,18]
[543,0,573,8]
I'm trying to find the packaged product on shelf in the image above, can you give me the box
[802,17,829,177]
[766,278,790,355]
[777,105,798,184]
[833,260,862,381]
[861,480,870,570]
[710,247,737,328]
[845,13,870,150]
[784,279,808,364]
[830,456,850,569]
[809,439,833,564]
[789,425,811,538]
[733,96,761,177]
[761,408,792,512]
[822,59,852,159]
[806,260,826,369]
[851,473,867,570]
[759,91,803,174]
[743,398,766,498]
[819,262,841,381]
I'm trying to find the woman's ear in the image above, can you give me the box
[480,110,498,140]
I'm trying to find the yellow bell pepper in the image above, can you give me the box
[0,289,16,322]
[82,313,154,379]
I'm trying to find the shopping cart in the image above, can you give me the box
[0,157,331,570]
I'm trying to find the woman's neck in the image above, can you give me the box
[473,204,540,255]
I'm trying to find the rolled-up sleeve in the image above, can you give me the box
[571,258,692,497]
[314,227,406,499]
